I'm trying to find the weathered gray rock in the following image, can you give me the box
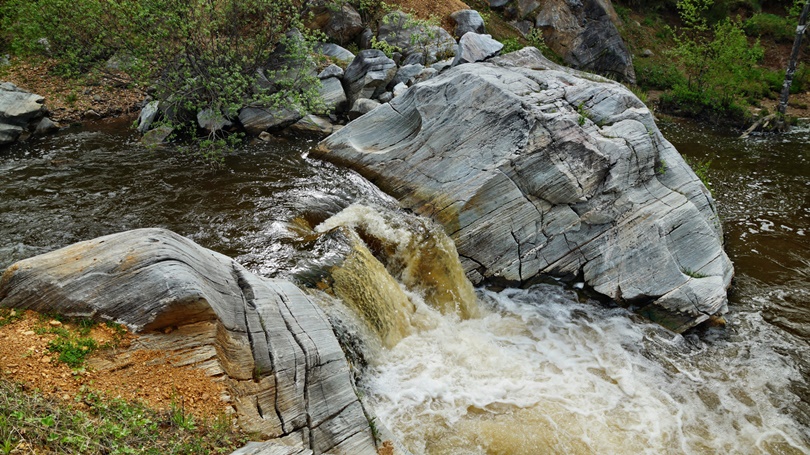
[317,43,356,66]
[510,20,534,37]
[0,123,23,145]
[141,125,173,146]
[490,0,511,7]
[348,98,380,120]
[534,0,636,83]
[342,50,397,106]
[315,47,733,333]
[450,10,486,39]
[0,228,378,454]
[197,108,232,133]
[318,64,344,80]
[239,105,304,135]
[308,1,364,45]
[287,115,342,137]
[414,67,438,83]
[452,33,504,66]
[317,77,348,114]
[392,83,407,98]
[377,11,457,65]
[0,82,45,126]
[431,59,454,73]
[388,64,424,90]
[34,117,59,135]
[377,91,393,103]
[518,0,542,18]
[137,100,160,133]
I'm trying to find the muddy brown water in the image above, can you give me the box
[1,117,808,453]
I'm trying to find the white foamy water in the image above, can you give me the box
[363,284,810,455]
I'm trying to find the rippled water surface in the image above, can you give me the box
[1,117,809,454]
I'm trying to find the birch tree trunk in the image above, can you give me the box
[778,1,810,115]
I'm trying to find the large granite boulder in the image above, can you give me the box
[452,33,503,66]
[534,0,635,83]
[307,1,364,45]
[0,228,378,455]
[314,48,733,333]
[0,82,47,145]
[450,9,486,39]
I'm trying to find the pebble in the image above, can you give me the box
[22,330,35,336]
[49,320,62,326]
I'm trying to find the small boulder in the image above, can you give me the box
[392,82,408,98]
[452,33,504,66]
[141,126,173,146]
[0,123,23,146]
[388,64,424,90]
[378,92,394,103]
[348,98,380,120]
[287,114,342,137]
[317,77,348,114]
[451,10,486,39]
[318,64,344,79]
[0,82,45,126]
[34,117,60,135]
[197,109,232,133]
[377,11,457,65]
[318,43,356,66]
[137,100,160,133]
[238,105,304,136]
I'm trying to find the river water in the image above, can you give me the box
[0,118,808,454]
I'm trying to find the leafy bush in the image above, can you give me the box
[744,13,796,42]
[665,0,764,120]
[1,0,324,160]
[500,37,524,54]
[634,58,686,90]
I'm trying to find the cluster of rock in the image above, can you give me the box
[0,228,381,455]
[0,82,59,146]
[137,8,508,143]
[492,0,635,83]
[315,47,733,333]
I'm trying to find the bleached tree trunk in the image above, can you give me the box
[778,1,810,116]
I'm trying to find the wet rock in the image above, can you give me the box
[315,47,733,333]
[238,105,303,135]
[343,50,397,106]
[137,100,160,133]
[141,126,173,146]
[450,10,486,39]
[197,109,232,133]
[0,228,378,454]
[452,33,504,66]
[34,117,59,135]
[286,114,342,137]
[0,123,23,145]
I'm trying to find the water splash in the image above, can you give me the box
[363,284,810,454]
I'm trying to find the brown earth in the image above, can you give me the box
[0,310,229,420]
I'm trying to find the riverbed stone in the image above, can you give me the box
[137,100,160,133]
[0,82,45,127]
[0,123,23,145]
[287,114,342,136]
[0,228,378,454]
[315,47,733,333]
[34,117,59,135]
[348,98,380,119]
[317,77,348,114]
[141,125,173,146]
[239,104,304,135]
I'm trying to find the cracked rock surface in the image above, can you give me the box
[315,47,733,332]
[0,228,377,455]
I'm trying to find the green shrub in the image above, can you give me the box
[744,13,796,42]
[500,37,524,54]
[635,59,686,90]
[1,0,324,161]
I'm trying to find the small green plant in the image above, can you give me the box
[656,160,668,175]
[577,102,590,126]
[169,397,196,431]
[0,308,22,328]
[682,267,709,278]
[370,36,400,58]
[526,28,550,55]
[47,334,98,368]
[684,156,712,191]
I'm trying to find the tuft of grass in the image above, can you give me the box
[683,156,712,192]
[682,268,709,279]
[0,380,246,454]
[0,309,23,328]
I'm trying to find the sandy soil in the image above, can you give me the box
[0,310,228,419]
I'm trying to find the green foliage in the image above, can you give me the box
[744,13,796,42]
[48,335,98,368]
[1,0,324,161]
[665,0,764,120]
[370,36,400,58]
[500,37,523,54]
[0,308,23,328]
[0,380,246,454]
[681,267,709,278]
[684,156,713,191]
[635,58,686,90]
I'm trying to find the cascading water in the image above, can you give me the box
[0,120,808,454]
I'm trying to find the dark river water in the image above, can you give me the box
[1,117,808,453]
